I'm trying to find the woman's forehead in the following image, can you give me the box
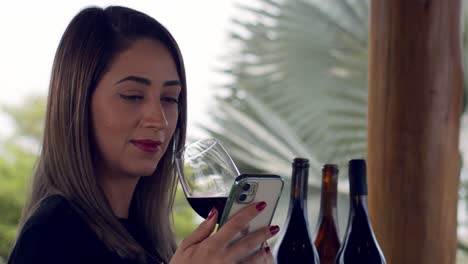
[104,39,180,85]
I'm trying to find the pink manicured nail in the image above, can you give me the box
[256,201,267,211]
[207,207,216,220]
[269,225,280,235]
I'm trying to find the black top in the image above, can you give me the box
[8,195,157,264]
[348,159,368,196]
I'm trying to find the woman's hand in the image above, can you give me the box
[170,201,279,264]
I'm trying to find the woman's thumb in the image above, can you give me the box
[179,207,218,250]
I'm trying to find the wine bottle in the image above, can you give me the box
[314,164,341,264]
[336,159,386,264]
[273,158,319,264]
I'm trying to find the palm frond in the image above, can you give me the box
[199,0,369,184]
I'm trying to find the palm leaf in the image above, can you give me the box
[200,0,369,184]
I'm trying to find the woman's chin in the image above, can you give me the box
[127,165,158,177]
[139,168,158,177]
[140,172,156,177]
[123,158,161,177]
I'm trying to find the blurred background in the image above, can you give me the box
[1,0,467,263]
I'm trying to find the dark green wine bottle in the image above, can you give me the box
[336,159,386,264]
[273,158,320,264]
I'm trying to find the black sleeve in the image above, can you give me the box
[7,224,66,264]
[7,195,131,264]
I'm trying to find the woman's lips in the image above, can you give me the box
[130,139,162,153]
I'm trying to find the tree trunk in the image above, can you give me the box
[367,0,463,263]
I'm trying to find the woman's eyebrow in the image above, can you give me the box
[114,76,180,88]
[163,80,181,87]
[114,75,151,86]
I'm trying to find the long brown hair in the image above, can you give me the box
[18,6,187,262]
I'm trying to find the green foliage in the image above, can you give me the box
[173,185,199,242]
[0,95,198,259]
[1,95,45,145]
[0,97,42,258]
[0,145,36,257]
[201,0,369,181]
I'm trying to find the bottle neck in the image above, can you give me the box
[318,169,338,219]
[348,160,369,218]
[348,195,371,224]
[290,167,308,206]
[351,195,368,209]
[345,194,382,248]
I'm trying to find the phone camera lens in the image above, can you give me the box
[243,183,251,191]
[239,193,247,202]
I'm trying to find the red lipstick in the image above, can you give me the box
[130,139,162,153]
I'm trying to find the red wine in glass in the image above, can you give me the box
[175,139,239,224]
[187,197,228,223]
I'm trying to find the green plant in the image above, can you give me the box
[202,0,368,181]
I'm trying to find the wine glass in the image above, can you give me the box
[175,138,240,222]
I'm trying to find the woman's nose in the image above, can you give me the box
[141,100,168,130]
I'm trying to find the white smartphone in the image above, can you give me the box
[218,174,284,246]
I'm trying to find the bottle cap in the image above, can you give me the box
[348,159,368,195]
[322,164,339,174]
[293,157,309,168]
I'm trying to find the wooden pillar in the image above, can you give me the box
[368,0,463,263]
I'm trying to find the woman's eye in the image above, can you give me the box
[119,94,144,102]
[161,97,179,104]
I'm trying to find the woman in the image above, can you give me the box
[7,6,278,264]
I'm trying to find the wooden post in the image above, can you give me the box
[368,0,463,263]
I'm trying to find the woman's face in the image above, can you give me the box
[91,38,181,178]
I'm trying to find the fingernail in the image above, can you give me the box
[207,207,216,220]
[269,225,280,235]
[264,246,271,254]
[256,201,267,211]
